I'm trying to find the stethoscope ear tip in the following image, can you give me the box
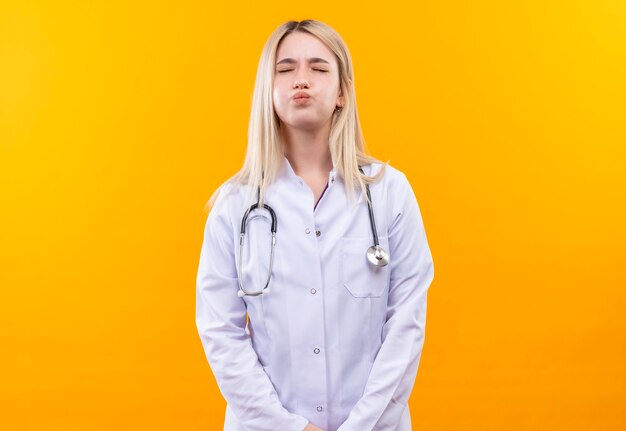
[237,290,245,297]
[264,288,271,295]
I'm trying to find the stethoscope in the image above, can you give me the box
[237,166,389,297]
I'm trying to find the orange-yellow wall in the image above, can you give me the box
[1,1,624,429]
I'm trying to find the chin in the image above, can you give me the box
[289,113,335,129]
[285,117,323,130]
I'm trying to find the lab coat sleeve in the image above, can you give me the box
[337,172,435,431]
[195,185,310,431]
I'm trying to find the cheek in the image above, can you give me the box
[322,89,339,110]
[322,80,340,101]
[272,84,287,110]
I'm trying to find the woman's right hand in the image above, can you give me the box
[303,424,324,431]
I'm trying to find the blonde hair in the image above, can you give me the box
[205,19,388,212]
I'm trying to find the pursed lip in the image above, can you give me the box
[293,91,311,100]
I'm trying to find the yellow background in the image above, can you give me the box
[1,1,625,429]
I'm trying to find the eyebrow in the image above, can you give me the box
[276,57,330,65]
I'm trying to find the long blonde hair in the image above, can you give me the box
[205,19,388,212]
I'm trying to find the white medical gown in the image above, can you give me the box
[196,156,434,431]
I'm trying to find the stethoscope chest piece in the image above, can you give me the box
[367,244,389,267]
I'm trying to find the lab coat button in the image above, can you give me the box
[316,405,323,412]
[310,288,316,294]
[315,229,321,237]
[305,228,311,234]
[313,347,320,354]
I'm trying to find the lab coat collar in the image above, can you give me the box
[279,154,338,186]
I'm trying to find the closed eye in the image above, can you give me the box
[277,69,328,73]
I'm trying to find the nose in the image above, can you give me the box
[293,78,310,89]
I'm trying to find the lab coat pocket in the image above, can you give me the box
[341,235,390,298]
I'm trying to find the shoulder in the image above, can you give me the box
[211,179,248,209]
[365,161,422,226]
[206,180,241,225]
[364,160,411,193]
[203,179,252,246]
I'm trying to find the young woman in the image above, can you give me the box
[196,19,435,431]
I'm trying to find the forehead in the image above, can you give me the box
[276,32,336,65]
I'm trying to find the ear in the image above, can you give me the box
[336,94,345,108]
[337,79,350,108]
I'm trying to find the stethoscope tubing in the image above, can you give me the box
[237,165,386,297]
[359,166,380,248]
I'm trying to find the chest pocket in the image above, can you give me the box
[340,235,391,298]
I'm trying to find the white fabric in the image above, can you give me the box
[196,156,434,431]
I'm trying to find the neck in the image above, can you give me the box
[282,121,334,176]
